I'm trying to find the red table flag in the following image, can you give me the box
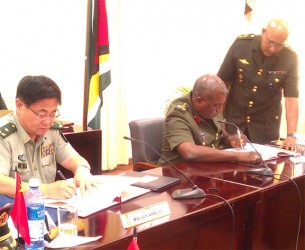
[127,227,140,250]
[10,171,31,245]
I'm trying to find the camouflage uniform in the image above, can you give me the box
[218,34,298,144]
[158,92,224,166]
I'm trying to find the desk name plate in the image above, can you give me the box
[120,201,171,229]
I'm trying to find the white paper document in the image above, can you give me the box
[45,235,102,248]
[45,175,151,217]
[226,143,295,161]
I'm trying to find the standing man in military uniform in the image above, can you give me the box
[217,18,298,149]
[158,73,261,166]
[0,75,98,200]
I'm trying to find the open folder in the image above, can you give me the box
[45,175,151,217]
[226,143,295,162]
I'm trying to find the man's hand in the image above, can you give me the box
[228,134,247,149]
[73,166,99,196]
[279,136,296,151]
[41,180,76,200]
[237,151,262,165]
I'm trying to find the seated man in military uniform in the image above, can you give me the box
[158,73,261,166]
[0,75,98,200]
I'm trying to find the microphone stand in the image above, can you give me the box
[218,121,273,176]
[123,136,206,199]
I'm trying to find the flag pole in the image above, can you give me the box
[14,170,21,249]
[83,0,92,131]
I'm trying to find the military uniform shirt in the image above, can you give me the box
[217,34,298,144]
[0,112,78,183]
[158,92,225,166]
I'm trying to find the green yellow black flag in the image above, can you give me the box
[83,0,111,130]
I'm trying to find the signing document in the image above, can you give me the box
[45,175,151,217]
[226,143,295,162]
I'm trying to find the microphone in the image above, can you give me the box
[123,136,206,199]
[218,120,273,176]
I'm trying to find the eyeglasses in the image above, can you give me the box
[264,33,286,50]
[27,106,60,120]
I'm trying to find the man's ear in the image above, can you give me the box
[15,98,23,109]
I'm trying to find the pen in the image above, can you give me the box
[57,170,66,180]
[237,130,244,150]
[57,170,78,196]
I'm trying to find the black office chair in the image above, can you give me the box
[129,117,164,171]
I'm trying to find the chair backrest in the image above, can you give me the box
[129,117,164,166]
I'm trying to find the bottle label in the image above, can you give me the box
[27,205,45,241]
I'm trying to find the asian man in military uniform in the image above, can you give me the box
[217,18,298,150]
[0,75,98,200]
[158,73,261,166]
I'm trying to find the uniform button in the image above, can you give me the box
[239,74,243,79]
[253,88,257,92]
[257,71,262,76]
[239,68,243,72]
[275,78,279,83]
[275,116,279,119]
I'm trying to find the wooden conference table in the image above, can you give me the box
[60,158,305,250]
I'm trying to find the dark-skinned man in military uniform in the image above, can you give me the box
[217,18,298,150]
[158,73,261,166]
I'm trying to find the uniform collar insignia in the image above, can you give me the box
[193,115,200,124]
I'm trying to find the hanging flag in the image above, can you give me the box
[127,227,140,250]
[83,0,111,130]
[244,0,255,22]
[10,172,31,245]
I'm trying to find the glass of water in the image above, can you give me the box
[57,205,78,237]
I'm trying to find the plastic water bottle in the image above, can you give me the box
[25,178,45,250]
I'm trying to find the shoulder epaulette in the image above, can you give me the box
[236,34,255,40]
[0,123,17,139]
[51,121,63,129]
[174,102,189,113]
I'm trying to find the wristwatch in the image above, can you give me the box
[287,132,297,138]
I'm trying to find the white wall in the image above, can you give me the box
[1,0,303,169]
[0,0,87,125]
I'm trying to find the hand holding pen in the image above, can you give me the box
[237,130,244,150]
[57,170,77,197]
